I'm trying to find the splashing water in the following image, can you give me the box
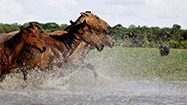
[0,47,186,104]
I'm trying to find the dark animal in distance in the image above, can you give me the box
[159,45,170,56]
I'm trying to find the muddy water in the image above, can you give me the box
[0,68,186,105]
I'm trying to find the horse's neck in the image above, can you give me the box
[75,17,87,25]
[67,42,93,64]
[56,32,83,62]
[67,41,87,63]
[80,43,93,61]
[4,33,25,59]
[65,33,83,59]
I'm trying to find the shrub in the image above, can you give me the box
[180,40,187,49]
[169,40,179,48]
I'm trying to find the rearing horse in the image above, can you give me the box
[0,27,46,80]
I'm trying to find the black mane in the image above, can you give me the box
[51,22,90,49]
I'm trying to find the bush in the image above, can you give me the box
[180,40,187,49]
[169,40,179,48]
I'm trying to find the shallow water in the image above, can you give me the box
[0,68,186,105]
[0,48,187,105]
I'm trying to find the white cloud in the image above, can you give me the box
[43,0,77,8]
[0,0,23,23]
[142,0,187,28]
[0,0,22,14]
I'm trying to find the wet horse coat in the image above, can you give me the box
[64,11,115,67]
[49,11,115,78]
[16,21,103,73]
[0,27,46,80]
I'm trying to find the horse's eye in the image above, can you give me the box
[96,17,99,20]
[32,36,35,37]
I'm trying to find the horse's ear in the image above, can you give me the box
[20,26,28,33]
[29,22,37,29]
[70,20,75,25]
[83,20,87,24]
[82,20,87,26]
[80,12,89,17]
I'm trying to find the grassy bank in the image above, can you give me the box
[86,47,187,83]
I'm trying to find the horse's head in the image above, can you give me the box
[73,11,114,48]
[76,11,111,34]
[97,33,115,48]
[20,26,46,53]
[28,23,50,38]
[77,20,104,51]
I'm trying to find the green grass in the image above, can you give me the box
[86,47,187,83]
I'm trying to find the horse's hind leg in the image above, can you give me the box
[87,63,98,79]
[21,68,28,86]
[21,69,28,81]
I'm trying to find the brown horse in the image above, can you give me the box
[65,11,111,34]
[0,27,46,80]
[16,21,103,76]
[15,23,52,70]
[48,11,114,79]
[66,21,115,64]
[64,12,114,73]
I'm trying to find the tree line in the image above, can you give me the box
[0,22,186,49]
[111,24,187,49]
[0,22,68,33]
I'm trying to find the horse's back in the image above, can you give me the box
[50,30,68,36]
[0,31,19,44]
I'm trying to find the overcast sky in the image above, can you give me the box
[0,0,187,28]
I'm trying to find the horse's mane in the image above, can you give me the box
[51,22,90,49]
[64,20,76,31]
[4,28,33,50]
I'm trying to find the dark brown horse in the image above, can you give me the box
[48,11,114,79]
[0,27,46,80]
[64,12,114,76]
[64,11,114,62]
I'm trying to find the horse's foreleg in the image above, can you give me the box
[21,69,28,82]
[85,63,98,79]
[8,67,28,81]
[79,62,98,79]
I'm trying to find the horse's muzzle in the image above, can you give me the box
[109,41,115,48]
[105,25,112,34]
[97,44,104,52]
